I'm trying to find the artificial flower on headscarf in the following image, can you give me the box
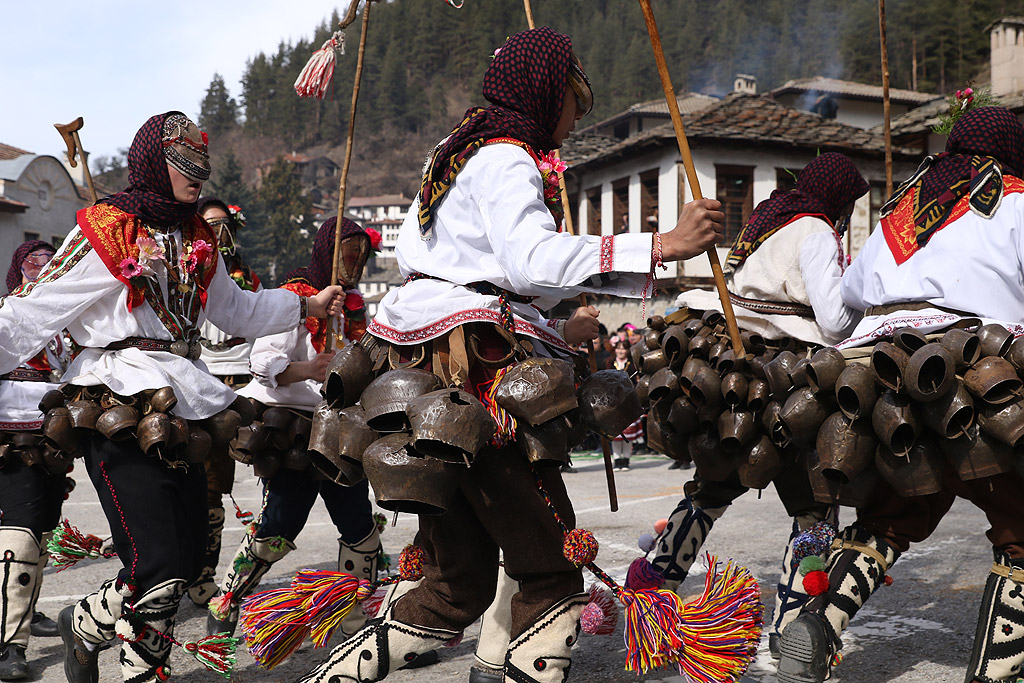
[726,153,869,271]
[77,112,218,310]
[880,106,1024,265]
[417,27,588,237]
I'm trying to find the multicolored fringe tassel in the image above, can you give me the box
[239,544,427,668]
[533,470,761,678]
[676,555,763,683]
[125,615,238,679]
[48,519,116,571]
[478,366,517,446]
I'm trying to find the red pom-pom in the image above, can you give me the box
[653,518,668,535]
[802,570,829,596]
[200,131,209,146]
[365,228,383,251]
[563,529,599,567]
[344,290,365,312]
[397,545,426,581]
[883,575,893,586]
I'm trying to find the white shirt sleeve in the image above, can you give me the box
[0,242,119,374]
[798,231,860,341]
[479,149,653,297]
[203,257,301,339]
[248,325,301,389]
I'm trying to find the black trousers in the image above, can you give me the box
[258,468,374,545]
[83,434,208,594]
[0,457,65,540]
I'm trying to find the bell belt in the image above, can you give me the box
[864,301,978,318]
[103,336,201,360]
[728,291,813,317]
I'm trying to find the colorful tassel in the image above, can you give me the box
[238,587,312,669]
[373,512,388,534]
[638,532,656,553]
[48,519,115,571]
[478,366,517,446]
[621,587,687,672]
[563,528,599,567]
[292,571,372,647]
[293,31,344,100]
[182,634,238,679]
[674,555,763,683]
[581,585,618,635]
[625,557,664,591]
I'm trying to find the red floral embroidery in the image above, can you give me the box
[599,235,614,273]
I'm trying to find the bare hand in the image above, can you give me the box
[661,198,725,261]
[564,305,600,346]
[308,285,346,319]
[307,351,337,383]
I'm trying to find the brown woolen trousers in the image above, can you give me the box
[392,446,583,639]
[855,466,1024,559]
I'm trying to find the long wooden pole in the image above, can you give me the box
[522,0,618,511]
[327,0,372,351]
[636,0,744,357]
[878,0,893,196]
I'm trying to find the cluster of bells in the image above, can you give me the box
[35,386,253,466]
[258,342,644,516]
[636,311,1024,504]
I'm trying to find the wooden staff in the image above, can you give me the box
[878,0,893,196]
[636,0,744,357]
[327,0,373,351]
[54,117,97,203]
[522,0,618,511]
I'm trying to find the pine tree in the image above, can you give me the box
[248,157,315,285]
[198,74,239,138]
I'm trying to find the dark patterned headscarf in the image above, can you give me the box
[416,27,578,237]
[6,240,55,294]
[726,153,868,270]
[879,107,1024,250]
[98,111,201,228]
[286,217,368,291]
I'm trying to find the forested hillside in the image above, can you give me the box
[94,0,1024,283]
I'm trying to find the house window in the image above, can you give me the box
[715,165,754,243]
[869,182,888,231]
[585,187,602,236]
[776,168,799,192]
[51,235,65,249]
[612,178,629,234]
[639,169,659,233]
[23,231,40,242]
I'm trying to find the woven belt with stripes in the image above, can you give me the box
[0,367,52,382]
[104,337,201,360]
[728,291,813,317]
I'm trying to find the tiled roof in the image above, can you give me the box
[985,16,1024,31]
[0,196,29,213]
[0,143,32,161]
[578,93,718,135]
[768,76,938,105]
[565,93,919,169]
[875,93,1024,138]
[348,194,409,207]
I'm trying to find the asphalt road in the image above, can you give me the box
[28,451,992,682]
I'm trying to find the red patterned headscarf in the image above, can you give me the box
[879,107,1024,250]
[98,111,202,228]
[6,240,55,294]
[416,27,578,237]
[726,153,868,270]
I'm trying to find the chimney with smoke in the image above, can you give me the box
[989,17,1024,98]
[733,74,757,95]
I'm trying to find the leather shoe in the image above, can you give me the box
[0,644,28,681]
[58,606,99,683]
[30,611,59,637]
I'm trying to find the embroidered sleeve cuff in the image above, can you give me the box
[606,233,656,274]
[299,296,308,320]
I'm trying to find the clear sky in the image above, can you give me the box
[1,1,341,165]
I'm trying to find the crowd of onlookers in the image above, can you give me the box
[572,320,688,472]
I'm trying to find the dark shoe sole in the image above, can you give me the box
[207,612,238,638]
[468,664,503,683]
[58,606,99,683]
[0,646,29,681]
[777,614,831,683]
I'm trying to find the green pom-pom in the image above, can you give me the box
[799,555,826,576]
